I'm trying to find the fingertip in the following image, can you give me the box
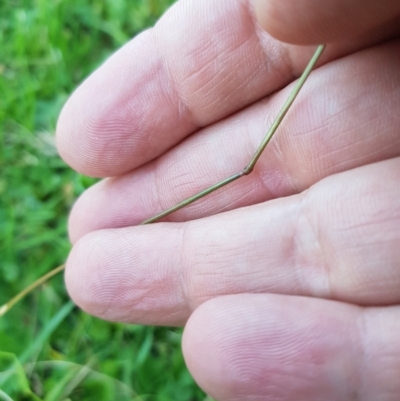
[183,294,364,401]
[183,295,303,400]
[65,228,140,323]
[65,224,189,325]
[55,62,136,178]
[55,29,187,178]
[64,230,110,317]
[183,296,252,400]
[67,181,110,245]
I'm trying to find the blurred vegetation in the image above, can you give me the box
[0,0,207,399]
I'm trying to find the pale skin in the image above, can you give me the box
[56,0,400,399]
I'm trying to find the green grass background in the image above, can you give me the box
[0,1,209,399]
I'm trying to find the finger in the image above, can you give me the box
[65,158,400,325]
[183,294,400,401]
[69,39,400,242]
[253,0,400,44]
[56,0,396,177]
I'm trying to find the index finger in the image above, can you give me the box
[56,0,394,177]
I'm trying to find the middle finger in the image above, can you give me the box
[70,39,400,242]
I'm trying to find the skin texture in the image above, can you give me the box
[57,0,400,399]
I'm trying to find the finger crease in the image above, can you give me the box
[152,28,202,129]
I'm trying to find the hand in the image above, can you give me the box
[56,0,400,399]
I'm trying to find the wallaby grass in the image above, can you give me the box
[0,0,208,399]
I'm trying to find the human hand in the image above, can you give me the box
[56,0,400,399]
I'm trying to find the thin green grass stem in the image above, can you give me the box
[1,44,325,317]
[0,264,66,317]
[141,44,325,223]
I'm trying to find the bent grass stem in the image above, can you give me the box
[0,45,325,318]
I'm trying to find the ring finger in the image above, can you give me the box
[66,157,400,325]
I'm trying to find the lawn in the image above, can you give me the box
[0,1,207,399]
